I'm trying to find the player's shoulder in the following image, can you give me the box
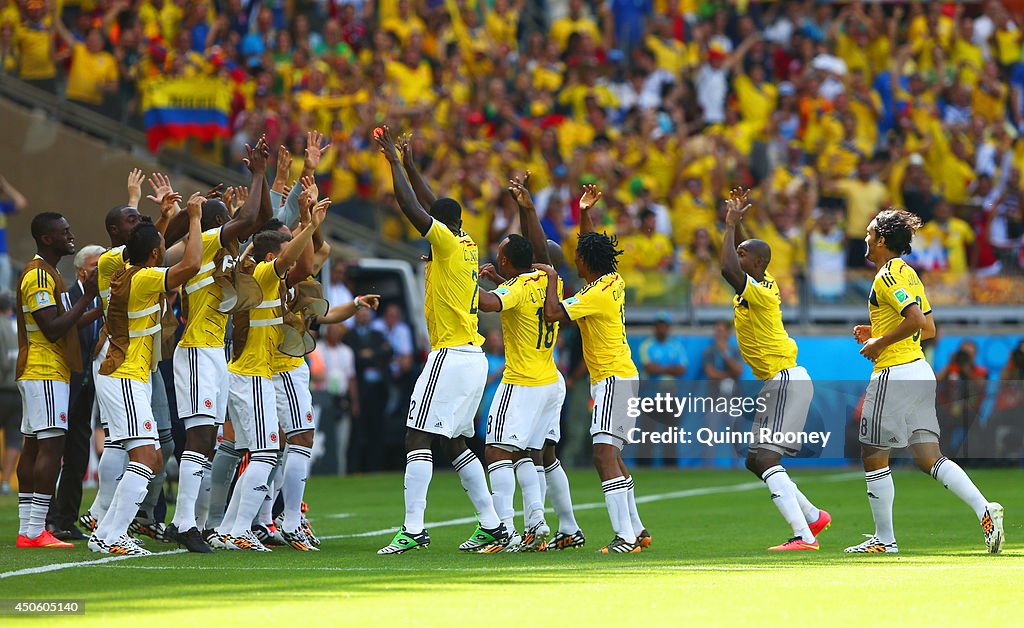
[580,272,621,294]
[875,258,919,287]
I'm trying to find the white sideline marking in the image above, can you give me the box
[318,471,863,541]
[0,472,863,580]
[0,549,187,580]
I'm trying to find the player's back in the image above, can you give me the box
[732,271,797,380]
[423,219,484,349]
[562,272,637,383]
[868,258,931,371]
[494,270,560,386]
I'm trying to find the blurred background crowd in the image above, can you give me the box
[6,0,1024,307]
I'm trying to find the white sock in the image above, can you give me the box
[403,449,432,534]
[228,453,276,537]
[195,459,213,530]
[255,451,284,528]
[207,441,240,530]
[18,493,31,536]
[762,466,815,543]
[171,451,206,531]
[601,476,635,544]
[487,460,516,534]
[26,493,51,539]
[514,458,544,528]
[545,460,579,534]
[97,462,154,544]
[282,445,312,532]
[932,457,988,519]
[792,485,821,524]
[138,431,174,523]
[453,450,500,529]
[90,441,126,521]
[865,467,896,544]
[535,464,547,508]
[625,476,645,537]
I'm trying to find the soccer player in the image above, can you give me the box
[845,209,1004,554]
[167,138,272,552]
[373,126,506,554]
[80,170,176,535]
[719,188,830,551]
[88,192,205,556]
[534,183,647,554]
[15,212,99,549]
[215,196,327,552]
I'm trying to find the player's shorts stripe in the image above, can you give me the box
[494,383,514,442]
[773,369,789,434]
[121,379,135,437]
[872,369,889,445]
[190,348,199,416]
[284,372,302,431]
[601,377,616,432]
[252,377,264,450]
[416,348,447,429]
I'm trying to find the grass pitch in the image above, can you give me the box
[0,467,1020,626]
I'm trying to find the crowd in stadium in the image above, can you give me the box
[3,0,1024,306]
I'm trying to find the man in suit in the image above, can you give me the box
[46,245,105,540]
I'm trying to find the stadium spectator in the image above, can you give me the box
[702,320,742,395]
[343,307,392,473]
[0,175,26,292]
[310,323,358,475]
[937,340,990,455]
[638,313,687,380]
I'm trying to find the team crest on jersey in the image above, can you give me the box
[144,420,153,431]
[270,433,278,443]
[306,412,313,423]
[59,412,67,423]
[204,399,213,409]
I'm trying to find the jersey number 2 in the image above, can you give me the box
[911,296,923,342]
[469,271,479,314]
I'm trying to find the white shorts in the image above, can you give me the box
[750,366,814,455]
[92,340,107,427]
[590,375,640,449]
[174,346,229,425]
[18,379,70,437]
[541,372,566,446]
[228,373,280,452]
[860,359,940,449]
[406,346,486,439]
[486,376,565,451]
[95,374,157,444]
[274,362,314,435]
[151,368,171,431]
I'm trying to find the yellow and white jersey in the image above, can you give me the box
[492,269,561,387]
[18,260,72,382]
[423,219,484,349]
[733,271,798,381]
[868,258,932,372]
[179,227,229,348]
[106,266,168,383]
[97,245,126,312]
[560,273,638,384]
[228,260,284,379]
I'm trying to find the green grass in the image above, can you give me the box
[0,467,1021,625]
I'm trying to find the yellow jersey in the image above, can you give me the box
[560,273,638,384]
[869,258,931,372]
[179,228,229,348]
[98,245,125,312]
[228,260,284,379]
[733,272,798,381]
[492,270,561,387]
[105,266,168,383]
[423,219,484,350]
[18,260,72,382]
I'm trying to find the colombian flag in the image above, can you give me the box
[141,77,232,152]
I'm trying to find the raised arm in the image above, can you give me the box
[147,173,187,242]
[398,133,438,210]
[165,193,205,289]
[373,125,433,236]
[0,175,27,212]
[127,168,144,209]
[222,137,270,243]
[533,263,569,323]
[274,199,328,277]
[577,183,602,235]
[720,188,751,294]
[317,294,380,325]
[508,172,550,265]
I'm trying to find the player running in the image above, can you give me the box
[845,209,1004,554]
[534,184,648,554]
[167,138,272,553]
[719,188,831,551]
[373,126,507,555]
[15,212,99,549]
[88,192,205,556]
